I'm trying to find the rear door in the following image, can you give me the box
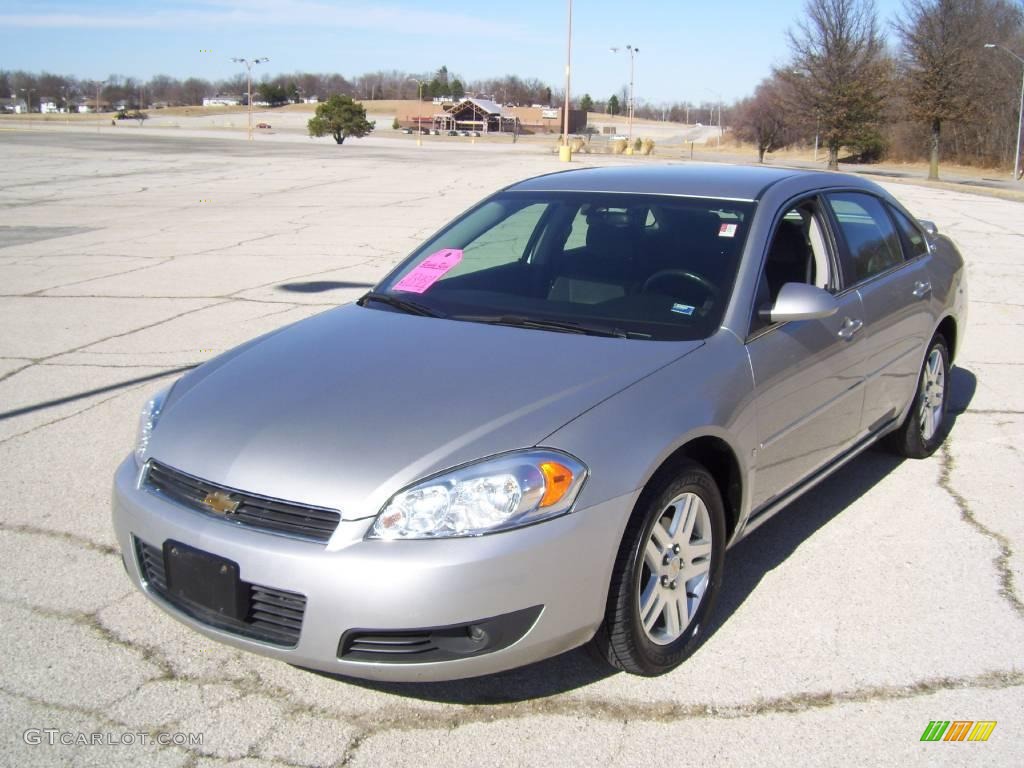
[824,192,935,434]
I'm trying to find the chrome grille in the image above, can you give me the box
[145,461,341,542]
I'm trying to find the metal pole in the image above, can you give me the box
[1017,67,1024,180]
[628,46,635,145]
[562,0,572,146]
[984,44,1024,181]
[248,69,253,140]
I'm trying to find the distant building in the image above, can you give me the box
[39,98,59,113]
[396,98,586,135]
[0,97,28,114]
[302,96,319,104]
[202,95,241,107]
[76,99,109,113]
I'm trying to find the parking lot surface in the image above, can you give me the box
[0,130,1021,767]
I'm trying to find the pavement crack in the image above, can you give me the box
[939,443,1024,619]
[0,522,118,556]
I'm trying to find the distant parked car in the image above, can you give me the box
[446,130,458,136]
[430,129,440,136]
[400,128,413,134]
[469,131,481,137]
[256,122,271,129]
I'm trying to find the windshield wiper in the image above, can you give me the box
[358,292,445,318]
[455,314,630,338]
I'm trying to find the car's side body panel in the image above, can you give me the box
[746,290,869,511]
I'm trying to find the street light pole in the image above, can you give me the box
[408,78,424,146]
[984,43,1024,182]
[231,57,269,141]
[561,0,573,148]
[610,45,639,144]
[18,87,33,127]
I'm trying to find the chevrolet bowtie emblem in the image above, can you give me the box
[202,490,241,516]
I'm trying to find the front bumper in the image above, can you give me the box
[111,457,633,681]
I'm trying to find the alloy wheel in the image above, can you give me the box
[919,346,946,442]
[638,492,713,645]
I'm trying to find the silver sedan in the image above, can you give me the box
[112,165,966,681]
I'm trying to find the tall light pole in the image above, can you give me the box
[407,77,424,146]
[231,56,269,140]
[91,80,108,132]
[984,43,1024,182]
[561,0,573,149]
[790,69,821,163]
[705,88,722,148]
[18,87,33,127]
[610,45,639,144]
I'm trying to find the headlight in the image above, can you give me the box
[134,386,171,466]
[368,450,588,540]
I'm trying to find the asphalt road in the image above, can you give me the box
[0,130,1021,767]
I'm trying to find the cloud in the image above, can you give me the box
[0,0,520,37]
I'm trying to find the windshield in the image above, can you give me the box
[372,191,755,341]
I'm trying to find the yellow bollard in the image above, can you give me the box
[559,145,572,162]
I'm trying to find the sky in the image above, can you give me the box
[0,0,908,103]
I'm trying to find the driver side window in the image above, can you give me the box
[751,201,833,334]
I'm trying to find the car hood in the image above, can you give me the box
[148,304,701,521]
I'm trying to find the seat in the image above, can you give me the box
[764,221,812,302]
[547,215,635,304]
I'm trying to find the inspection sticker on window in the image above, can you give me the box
[393,248,463,294]
[718,223,738,238]
[671,303,695,316]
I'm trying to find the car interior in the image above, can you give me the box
[751,202,834,333]
[405,196,754,339]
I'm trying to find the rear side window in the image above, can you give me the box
[889,206,929,259]
[827,192,904,284]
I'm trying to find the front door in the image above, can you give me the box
[747,199,869,511]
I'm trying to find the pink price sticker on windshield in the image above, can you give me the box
[393,248,463,294]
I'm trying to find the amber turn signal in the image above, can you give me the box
[539,461,574,507]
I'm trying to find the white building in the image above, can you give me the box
[39,98,58,113]
[202,95,241,107]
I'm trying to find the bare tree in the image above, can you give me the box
[781,0,890,169]
[734,78,798,162]
[894,0,987,179]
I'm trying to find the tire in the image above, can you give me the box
[591,460,726,676]
[885,334,951,459]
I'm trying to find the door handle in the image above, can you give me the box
[837,317,864,340]
[912,280,932,299]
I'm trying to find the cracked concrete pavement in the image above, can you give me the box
[0,130,1021,766]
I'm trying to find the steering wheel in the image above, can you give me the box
[640,269,719,300]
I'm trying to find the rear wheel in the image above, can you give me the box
[886,334,950,459]
[591,461,726,676]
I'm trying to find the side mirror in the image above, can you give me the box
[918,219,938,236]
[760,283,839,324]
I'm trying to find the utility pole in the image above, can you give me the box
[231,57,269,140]
[984,44,1024,181]
[407,78,424,146]
[611,45,639,144]
[562,0,573,149]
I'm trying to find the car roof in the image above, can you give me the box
[505,164,864,203]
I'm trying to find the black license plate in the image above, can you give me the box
[163,540,248,620]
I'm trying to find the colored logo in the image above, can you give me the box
[920,721,997,742]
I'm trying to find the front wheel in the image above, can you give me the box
[591,461,726,676]
[886,334,951,459]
